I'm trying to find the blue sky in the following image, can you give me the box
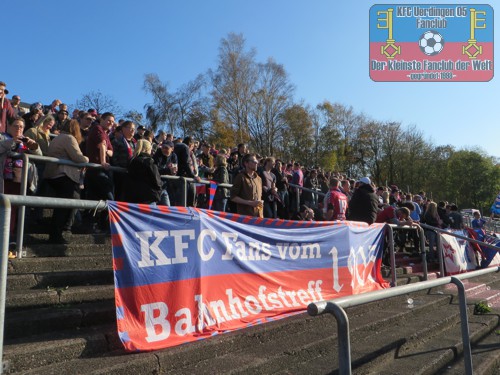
[3,0,498,158]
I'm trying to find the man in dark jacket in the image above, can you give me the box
[347,177,379,224]
[174,137,200,206]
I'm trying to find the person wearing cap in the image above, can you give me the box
[0,81,15,133]
[22,102,44,132]
[134,125,146,141]
[347,177,379,225]
[291,204,314,221]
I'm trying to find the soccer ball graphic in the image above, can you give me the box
[419,31,445,56]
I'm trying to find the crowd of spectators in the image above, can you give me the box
[0,81,489,257]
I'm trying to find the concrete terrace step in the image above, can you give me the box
[3,324,119,374]
[8,255,112,274]
[4,300,116,340]
[443,321,500,375]
[2,291,456,374]
[21,243,112,258]
[6,284,114,310]
[7,270,113,291]
[23,233,111,246]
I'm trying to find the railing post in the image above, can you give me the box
[450,277,473,375]
[386,226,397,287]
[15,154,29,258]
[180,178,187,207]
[0,195,12,374]
[437,232,445,277]
[418,226,428,281]
[328,302,352,375]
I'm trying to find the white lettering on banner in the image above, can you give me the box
[136,229,325,266]
[140,280,324,341]
[136,230,195,268]
[276,242,321,260]
[329,247,344,292]
[142,302,170,342]
[348,245,378,288]
[197,229,216,261]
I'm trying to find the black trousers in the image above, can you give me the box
[47,176,80,240]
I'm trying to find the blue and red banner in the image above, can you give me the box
[108,202,388,351]
[370,4,494,81]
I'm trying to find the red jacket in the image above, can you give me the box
[0,98,15,133]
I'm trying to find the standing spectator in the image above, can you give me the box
[341,179,352,200]
[230,153,263,218]
[24,115,54,156]
[272,159,289,219]
[0,81,15,133]
[448,204,464,229]
[124,140,162,204]
[53,109,70,134]
[212,154,230,212]
[77,111,94,154]
[111,121,137,200]
[303,169,319,208]
[153,130,166,148]
[260,157,278,218]
[437,201,449,228]
[324,178,348,221]
[236,143,248,169]
[44,99,62,115]
[0,118,42,249]
[347,177,379,224]
[471,211,486,229]
[44,120,88,244]
[22,102,44,132]
[174,136,200,206]
[134,125,146,140]
[199,143,215,180]
[85,112,115,231]
[290,162,303,213]
[11,95,26,118]
[423,202,442,261]
[153,141,178,206]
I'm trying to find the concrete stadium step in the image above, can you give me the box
[4,272,500,374]
[23,233,111,246]
[365,313,499,375]
[443,321,500,375]
[6,284,114,310]
[4,300,115,340]
[2,290,455,374]
[2,324,119,374]
[20,242,111,258]
[8,255,112,274]
[7,270,113,291]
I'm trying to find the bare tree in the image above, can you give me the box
[122,110,144,126]
[143,73,175,132]
[75,90,122,116]
[173,74,205,136]
[209,33,258,144]
[248,58,294,156]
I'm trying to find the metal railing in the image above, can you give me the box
[307,266,500,375]
[0,194,108,374]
